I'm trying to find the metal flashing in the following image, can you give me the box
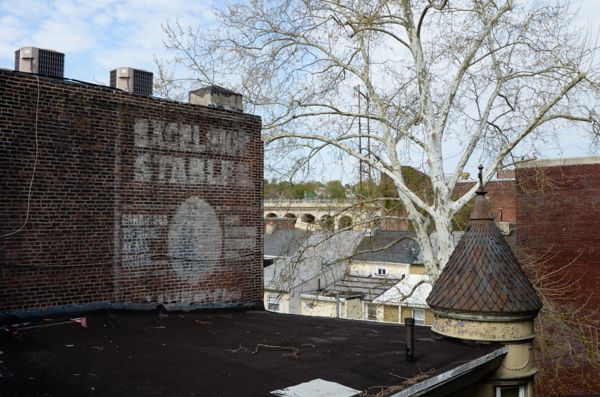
[389,346,508,397]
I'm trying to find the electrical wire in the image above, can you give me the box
[1,75,39,238]
[0,72,261,266]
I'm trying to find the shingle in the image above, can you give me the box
[427,191,542,313]
[352,230,421,263]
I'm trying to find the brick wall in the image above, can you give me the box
[0,70,263,314]
[379,169,516,231]
[452,179,517,223]
[516,160,600,308]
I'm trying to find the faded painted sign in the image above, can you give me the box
[120,119,257,293]
[133,119,251,187]
[168,197,222,284]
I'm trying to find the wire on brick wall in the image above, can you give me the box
[1,76,40,239]
[0,75,263,268]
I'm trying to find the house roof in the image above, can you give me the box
[427,190,542,314]
[310,273,405,301]
[374,275,432,308]
[352,230,421,264]
[0,310,506,397]
[264,230,309,257]
[264,230,366,292]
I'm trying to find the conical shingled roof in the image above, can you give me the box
[426,190,542,314]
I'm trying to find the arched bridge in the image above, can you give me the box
[263,199,380,231]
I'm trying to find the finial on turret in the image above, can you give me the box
[478,164,484,190]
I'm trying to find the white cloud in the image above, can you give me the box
[0,0,214,83]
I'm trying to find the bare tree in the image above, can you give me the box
[156,0,599,280]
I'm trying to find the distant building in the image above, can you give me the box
[265,229,437,325]
[517,156,600,308]
[263,229,309,267]
[264,230,366,314]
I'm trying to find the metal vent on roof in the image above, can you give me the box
[38,49,64,77]
[109,67,153,96]
[133,69,153,96]
[14,47,65,78]
[109,70,116,88]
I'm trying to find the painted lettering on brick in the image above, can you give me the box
[168,197,223,285]
[134,119,249,156]
[133,119,251,187]
[134,155,250,187]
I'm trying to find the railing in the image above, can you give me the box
[263,198,354,204]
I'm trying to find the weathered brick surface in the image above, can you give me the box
[0,70,263,313]
[452,180,517,223]
[379,170,516,231]
[516,163,600,307]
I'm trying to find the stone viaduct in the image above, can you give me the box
[263,199,380,231]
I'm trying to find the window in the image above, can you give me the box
[268,295,280,312]
[304,301,315,311]
[495,386,524,397]
[412,309,425,325]
[365,303,378,321]
[377,267,387,276]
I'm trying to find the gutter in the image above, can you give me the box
[389,346,508,397]
[300,293,347,303]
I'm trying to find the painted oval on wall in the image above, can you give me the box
[168,197,222,284]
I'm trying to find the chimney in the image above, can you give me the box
[110,67,153,96]
[496,169,515,179]
[405,318,415,362]
[15,47,64,78]
[189,86,243,112]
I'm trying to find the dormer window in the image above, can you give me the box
[377,267,387,276]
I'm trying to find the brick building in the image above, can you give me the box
[516,156,600,307]
[0,70,263,315]
[380,169,517,231]
[516,156,600,395]
[452,172,516,223]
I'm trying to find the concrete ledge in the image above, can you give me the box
[517,156,600,168]
[1,302,112,322]
[1,301,261,322]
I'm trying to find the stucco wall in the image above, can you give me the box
[349,261,408,276]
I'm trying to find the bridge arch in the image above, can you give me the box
[320,215,335,231]
[338,215,353,229]
[300,213,316,224]
[284,213,297,219]
[265,213,278,218]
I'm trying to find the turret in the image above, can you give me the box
[427,166,542,396]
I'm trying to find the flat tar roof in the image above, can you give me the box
[0,310,504,397]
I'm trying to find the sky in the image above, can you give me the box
[0,0,216,84]
[1,0,600,183]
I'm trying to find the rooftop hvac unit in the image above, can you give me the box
[15,47,65,78]
[110,67,153,96]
